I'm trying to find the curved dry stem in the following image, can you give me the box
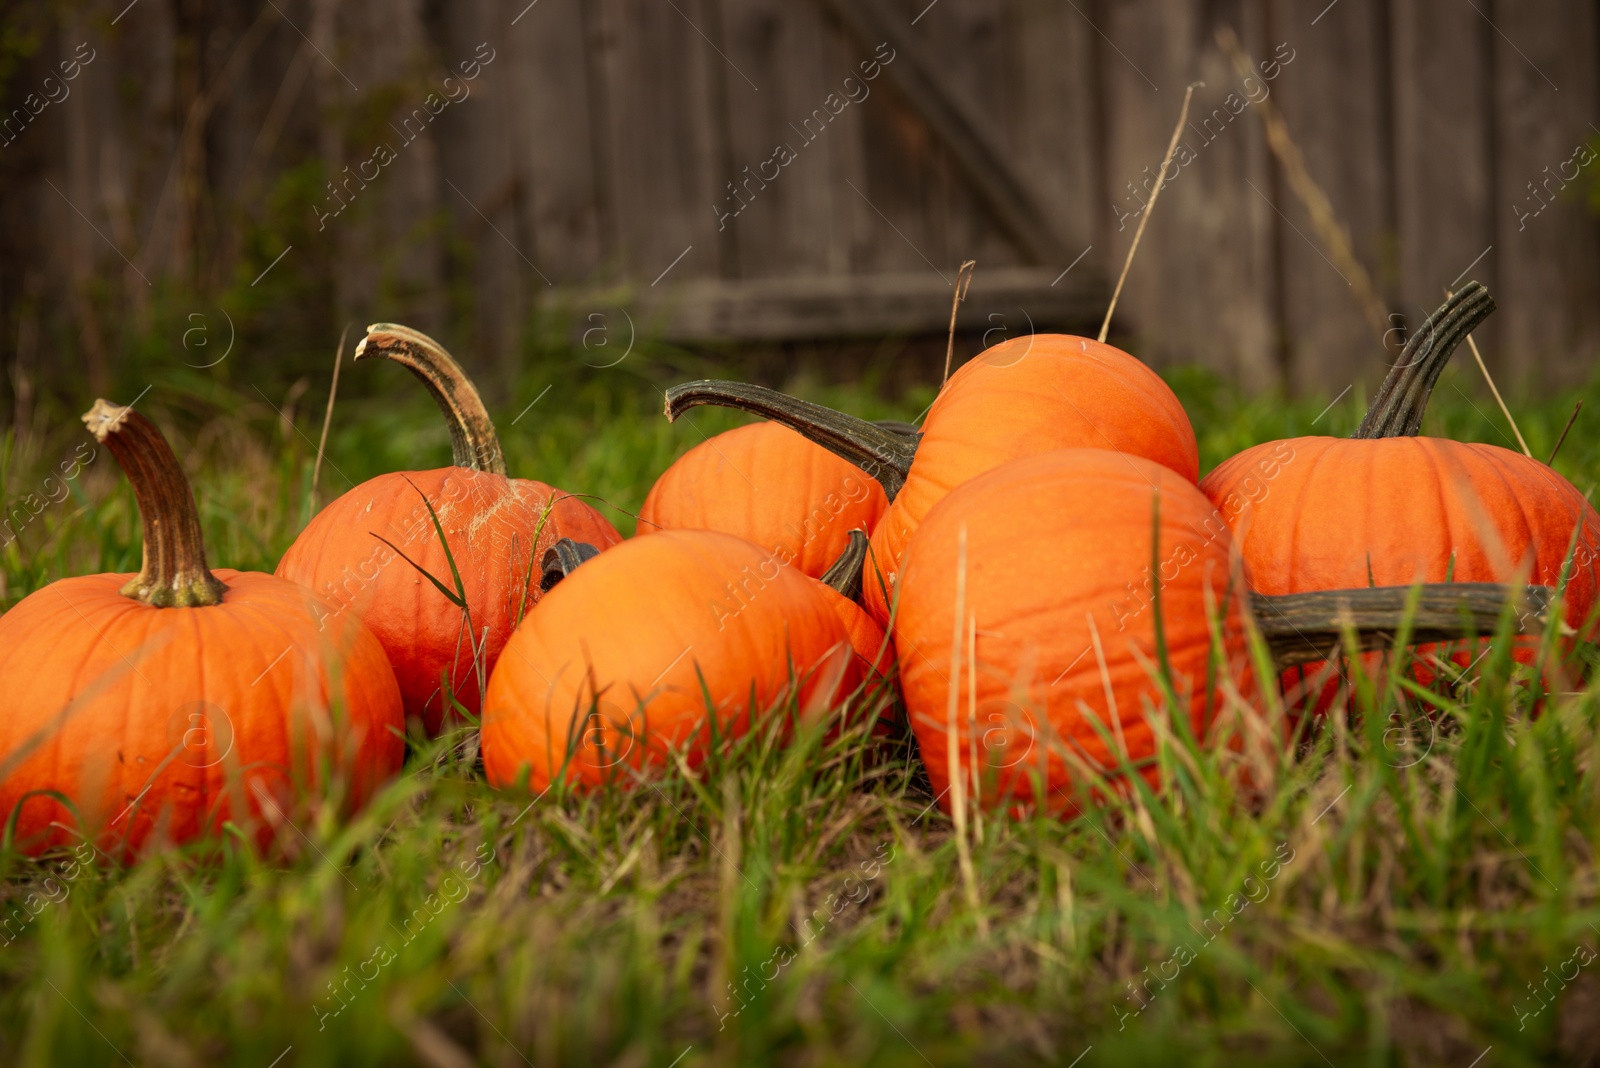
[820,529,869,602]
[82,400,228,608]
[1355,282,1495,439]
[664,380,919,501]
[355,323,506,474]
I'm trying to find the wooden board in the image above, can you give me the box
[1489,0,1600,389]
[1265,0,1397,397]
[606,265,1103,340]
[1391,0,1498,365]
[711,0,846,280]
[1099,0,1282,387]
[8,0,1600,401]
[585,0,724,283]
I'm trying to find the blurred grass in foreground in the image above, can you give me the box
[2,325,1600,1066]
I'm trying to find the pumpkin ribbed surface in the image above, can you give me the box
[483,530,857,791]
[277,467,620,734]
[640,421,888,579]
[0,569,403,854]
[863,335,1198,622]
[895,449,1250,814]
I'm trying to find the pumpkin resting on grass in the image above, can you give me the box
[666,333,1200,626]
[0,401,403,856]
[895,447,1549,816]
[639,420,889,579]
[482,530,861,792]
[276,324,620,736]
[1199,283,1600,708]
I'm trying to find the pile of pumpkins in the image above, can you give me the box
[2,282,1596,855]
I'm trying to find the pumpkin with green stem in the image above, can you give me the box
[276,325,621,735]
[665,333,1199,625]
[1199,283,1600,708]
[0,401,403,856]
[482,530,862,791]
[894,445,1550,815]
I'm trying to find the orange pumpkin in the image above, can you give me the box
[481,530,859,792]
[0,402,403,856]
[1200,283,1600,706]
[893,448,1253,815]
[276,325,621,735]
[639,421,889,579]
[666,334,1199,625]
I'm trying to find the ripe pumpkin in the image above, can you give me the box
[666,334,1199,625]
[894,445,1544,816]
[0,402,403,856]
[481,530,859,792]
[1199,283,1600,705]
[276,325,621,735]
[894,448,1253,815]
[639,420,890,579]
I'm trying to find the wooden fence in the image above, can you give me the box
[3,0,1599,398]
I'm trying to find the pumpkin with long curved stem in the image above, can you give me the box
[1199,283,1600,707]
[665,334,1199,625]
[894,446,1549,815]
[481,530,860,791]
[0,402,404,856]
[276,325,621,735]
[639,421,890,579]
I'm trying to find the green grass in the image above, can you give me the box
[3,330,1600,1066]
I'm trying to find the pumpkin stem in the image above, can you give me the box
[820,529,869,602]
[663,381,920,501]
[1354,281,1495,439]
[355,323,507,475]
[82,400,229,608]
[539,538,600,592]
[1253,582,1551,668]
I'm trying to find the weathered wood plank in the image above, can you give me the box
[576,266,1102,340]
[812,0,1073,266]
[712,0,841,280]
[1264,0,1396,397]
[1390,0,1498,366]
[1099,0,1282,388]
[996,0,1101,257]
[431,0,531,374]
[587,0,724,283]
[1490,0,1600,390]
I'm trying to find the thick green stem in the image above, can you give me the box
[540,538,600,592]
[356,323,507,475]
[82,400,228,608]
[820,529,869,602]
[1355,282,1495,439]
[1253,582,1551,668]
[664,380,919,501]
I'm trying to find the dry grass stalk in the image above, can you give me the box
[311,322,351,509]
[944,260,977,386]
[1099,83,1202,344]
[1443,288,1532,457]
[1100,83,1203,343]
[1216,26,1392,350]
[1550,400,1583,464]
[947,525,986,933]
